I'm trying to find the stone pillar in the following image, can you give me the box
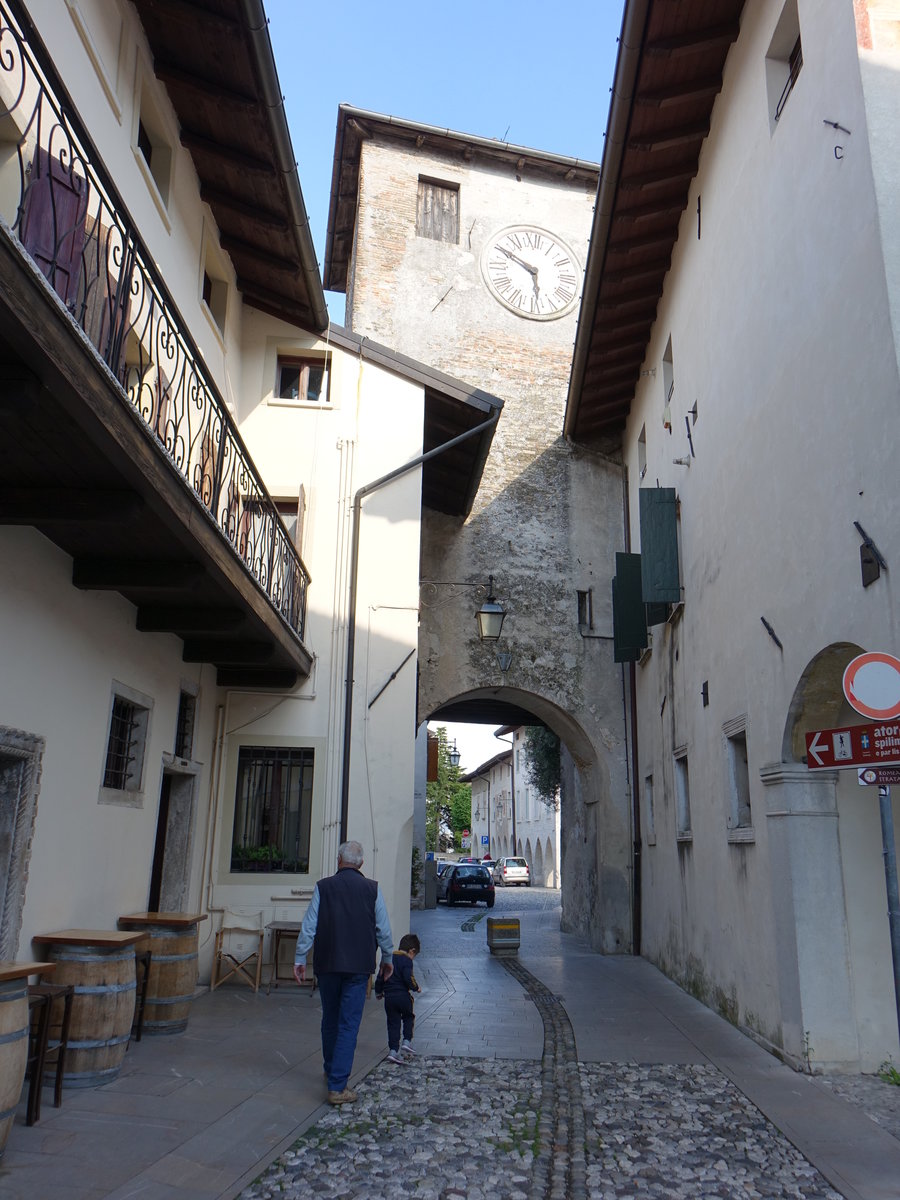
[761,763,860,1069]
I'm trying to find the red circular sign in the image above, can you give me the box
[843,652,900,720]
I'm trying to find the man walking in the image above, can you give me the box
[293,840,393,1104]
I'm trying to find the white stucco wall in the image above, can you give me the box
[621,0,900,1068]
[206,313,426,960]
[2,527,217,959]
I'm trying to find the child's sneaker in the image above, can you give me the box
[401,1039,416,1055]
[386,1049,406,1065]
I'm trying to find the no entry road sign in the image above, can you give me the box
[806,722,900,770]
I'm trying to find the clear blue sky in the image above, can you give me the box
[265,0,626,324]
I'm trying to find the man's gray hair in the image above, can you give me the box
[338,840,364,867]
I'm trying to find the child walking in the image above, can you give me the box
[382,933,421,1063]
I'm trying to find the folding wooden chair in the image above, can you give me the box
[210,909,264,992]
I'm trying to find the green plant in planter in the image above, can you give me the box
[411,845,422,897]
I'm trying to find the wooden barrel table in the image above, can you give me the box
[117,913,206,1035]
[31,931,141,1088]
[0,961,54,1156]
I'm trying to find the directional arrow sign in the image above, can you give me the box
[805,722,900,770]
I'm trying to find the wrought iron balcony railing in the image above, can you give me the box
[0,0,310,637]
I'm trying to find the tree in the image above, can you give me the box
[426,726,471,851]
[524,726,561,809]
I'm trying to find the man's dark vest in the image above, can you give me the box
[313,867,379,975]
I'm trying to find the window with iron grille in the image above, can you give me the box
[231,746,313,874]
[102,688,151,798]
[416,178,459,243]
[674,751,692,839]
[766,2,803,130]
[174,690,196,759]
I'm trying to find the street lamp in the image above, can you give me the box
[448,741,461,768]
[476,576,506,641]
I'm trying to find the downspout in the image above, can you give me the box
[623,465,642,956]
[339,410,501,841]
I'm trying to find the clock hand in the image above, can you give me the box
[499,246,538,276]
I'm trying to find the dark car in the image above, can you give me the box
[438,863,495,907]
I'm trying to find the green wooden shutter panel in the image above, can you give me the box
[613,553,647,662]
[639,488,680,604]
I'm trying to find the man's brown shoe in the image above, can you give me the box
[327,1087,358,1105]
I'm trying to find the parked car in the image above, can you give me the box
[480,858,497,874]
[493,856,530,887]
[435,859,454,876]
[438,863,495,907]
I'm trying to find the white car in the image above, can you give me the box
[493,856,530,887]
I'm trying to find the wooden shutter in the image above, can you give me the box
[20,148,88,310]
[639,488,681,605]
[613,552,648,663]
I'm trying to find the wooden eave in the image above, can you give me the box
[326,326,503,517]
[565,0,746,444]
[131,0,328,333]
[323,106,600,294]
[0,225,312,690]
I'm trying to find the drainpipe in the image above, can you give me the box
[339,410,501,841]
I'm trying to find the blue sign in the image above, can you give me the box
[481,835,489,845]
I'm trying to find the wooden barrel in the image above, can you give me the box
[0,978,29,1158]
[40,944,135,1087]
[126,924,199,1035]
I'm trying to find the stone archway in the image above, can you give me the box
[762,640,899,1070]
[533,838,544,885]
[425,685,632,953]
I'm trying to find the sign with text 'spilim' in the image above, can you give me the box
[805,722,900,770]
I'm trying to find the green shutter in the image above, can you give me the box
[613,553,647,663]
[639,488,680,605]
[645,600,669,628]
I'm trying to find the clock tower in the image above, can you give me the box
[324,107,633,953]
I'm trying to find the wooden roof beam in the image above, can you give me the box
[153,61,258,110]
[179,129,276,175]
[628,120,710,151]
[636,76,725,108]
[620,164,698,191]
[0,488,143,523]
[200,186,289,231]
[73,559,203,590]
[136,0,243,35]
[219,234,300,272]
[136,606,246,633]
[182,640,275,664]
[608,229,679,255]
[645,23,741,58]
[613,197,687,222]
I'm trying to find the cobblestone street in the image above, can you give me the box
[236,892,899,1200]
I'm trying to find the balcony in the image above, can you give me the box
[0,0,316,687]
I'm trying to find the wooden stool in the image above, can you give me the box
[26,983,74,1122]
[130,950,152,1045]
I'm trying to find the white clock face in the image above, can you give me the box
[482,225,581,320]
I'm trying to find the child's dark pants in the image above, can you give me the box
[385,991,414,1050]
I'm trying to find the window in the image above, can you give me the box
[416,177,459,243]
[766,1,803,129]
[644,773,656,844]
[275,356,330,405]
[674,751,691,839]
[100,683,152,805]
[638,424,647,480]
[577,588,594,633]
[662,338,674,433]
[134,86,172,204]
[231,746,313,873]
[201,237,230,337]
[725,720,754,839]
[174,689,196,759]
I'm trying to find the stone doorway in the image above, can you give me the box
[0,727,45,959]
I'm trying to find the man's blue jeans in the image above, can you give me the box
[316,972,369,1092]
